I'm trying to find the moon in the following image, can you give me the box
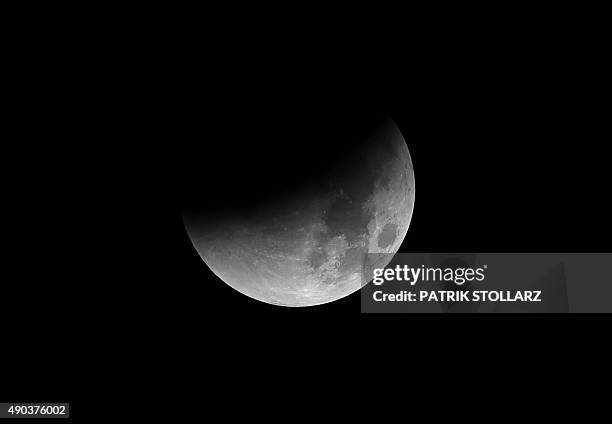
[183,114,415,306]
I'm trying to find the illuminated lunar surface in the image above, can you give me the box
[184,117,414,306]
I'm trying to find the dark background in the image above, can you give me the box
[2,14,610,416]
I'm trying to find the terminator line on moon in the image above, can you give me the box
[183,117,415,306]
